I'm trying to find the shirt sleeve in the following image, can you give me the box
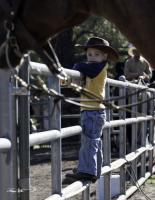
[73,61,107,78]
[144,60,152,79]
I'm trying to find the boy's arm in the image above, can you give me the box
[144,61,152,80]
[73,61,107,78]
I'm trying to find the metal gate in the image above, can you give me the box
[0,55,155,200]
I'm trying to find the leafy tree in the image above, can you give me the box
[73,16,129,51]
[31,16,129,71]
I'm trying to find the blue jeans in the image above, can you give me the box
[77,109,106,177]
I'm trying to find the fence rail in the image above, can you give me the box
[0,57,155,200]
[0,138,11,152]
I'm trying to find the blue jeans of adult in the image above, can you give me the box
[77,109,106,178]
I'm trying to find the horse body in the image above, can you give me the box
[1,0,155,68]
[19,0,90,43]
[93,0,155,68]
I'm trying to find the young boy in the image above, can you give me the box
[66,37,118,182]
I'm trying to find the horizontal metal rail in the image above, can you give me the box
[45,182,90,200]
[117,166,155,200]
[102,145,153,175]
[104,116,154,128]
[30,62,81,78]
[0,138,11,152]
[29,62,155,92]
[30,116,154,146]
[45,163,155,200]
[29,126,82,146]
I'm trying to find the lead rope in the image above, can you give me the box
[14,71,155,119]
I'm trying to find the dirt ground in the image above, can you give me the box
[29,146,155,200]
[30,160,97,200]
[30,159,155,200]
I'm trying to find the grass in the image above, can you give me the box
[146,175,155,184]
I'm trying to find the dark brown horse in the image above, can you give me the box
[0,0,155,70]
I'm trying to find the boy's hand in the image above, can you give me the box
[60,78,71,86]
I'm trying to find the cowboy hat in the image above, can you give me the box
[128,47,140,57]
[75,37,119,61]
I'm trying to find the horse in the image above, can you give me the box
[0,0,155,72]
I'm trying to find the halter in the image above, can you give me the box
[0,0,67,79]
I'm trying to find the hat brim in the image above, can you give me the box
[128,47,139,57]
[75,44,119,61]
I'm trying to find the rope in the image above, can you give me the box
[8,44,154,117]
[125,158,152,200]
[3,27,154,111]
[14,73,155,118]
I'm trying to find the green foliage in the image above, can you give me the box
[73,16,130,78]
[73,15,129,51]
[147,175,155,184]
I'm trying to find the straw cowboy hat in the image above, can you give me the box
[128,47,140,57]
[75,37,119,61]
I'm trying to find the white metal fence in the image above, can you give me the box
[0,55,155,200]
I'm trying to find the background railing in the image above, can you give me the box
[0,55,155,200]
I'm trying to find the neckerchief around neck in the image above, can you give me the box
[73,61,107,78]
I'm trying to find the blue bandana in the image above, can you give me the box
[73,61,107,78]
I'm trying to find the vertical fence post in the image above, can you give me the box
[0,69,18,200]
[103,83,111,200]
[18,55,30,200]
[119,86,126,194]
[82,186,90,200]
[105,82,111,121]
[50,74,62,195]
[141,92,147,177]
[103,128,111,200]
[131,92,138,182]
[47,77,53,129]
[148,92,155,174]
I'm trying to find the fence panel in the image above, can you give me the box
[0,61,155,200]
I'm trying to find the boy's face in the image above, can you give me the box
[86,48,108,62]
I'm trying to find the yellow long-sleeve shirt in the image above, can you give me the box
[81,64,108,110]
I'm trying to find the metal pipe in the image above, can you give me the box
[45,181,90,200]
[0,138,11,152]
[141,92,147,177]
[116,171,154,200]
[119,86,126,194]
[28,116,154,146]
[18,56,30,200]
[103,128,111,200]
[0,69,17,200]
[82,186,90,200]
[101,145,153,175]
[103,116,153,129]
[131,92,138,183]
[50,74,62,195]
[148,92,155,174]
[30,62,81,78]
[29,126,82,146]
[103,83,111,200]
[29,61,155,92]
